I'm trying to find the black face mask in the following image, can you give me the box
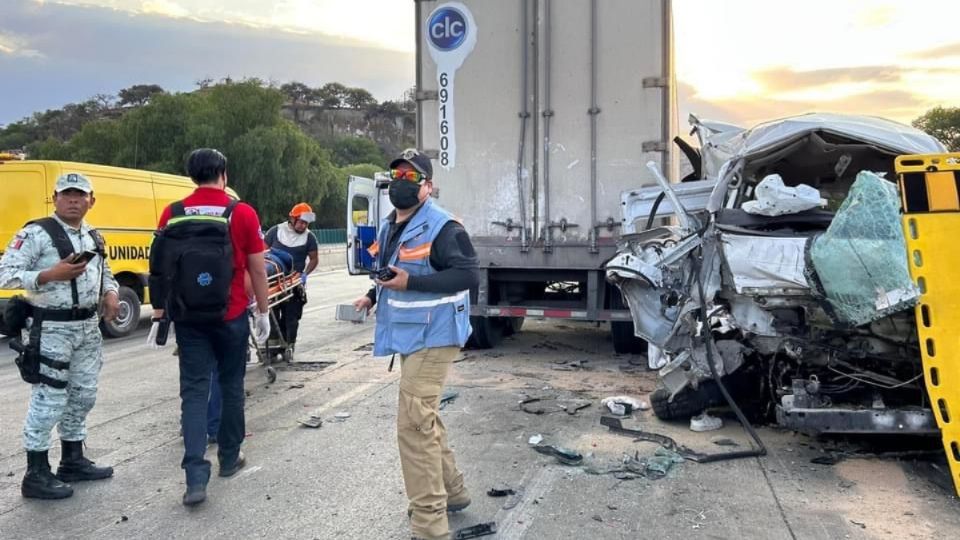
[388,180,421,210]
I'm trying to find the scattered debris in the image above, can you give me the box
[333,412,351,421]
[742,174,826,216]
[839,479,856,490]
[560,400,591,415]
[712,438,739,447]
[287,383,305,390]
[502,487,525,510]
[353,343,373,352]
[690,412,723,432]
[552,359,589,371]
[528,434,544,445]
[440,390,460,411]
[487,486,516,497]
[607,504,618,511]
[5,472,13,477]
[585,448,684,480]
[453,522,497,539]
[592,514,604,522]
[601,396,648,416]
[298,415,323,429]
[850,520,867,529]
[533,444,584,466]
[116,515,129,524]
[811,455,842,466]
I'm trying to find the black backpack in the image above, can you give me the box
[149,200,238,324]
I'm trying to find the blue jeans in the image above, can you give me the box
[175,315,248,487]
[208,368,221,437]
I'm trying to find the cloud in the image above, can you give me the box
[0,30,44,58]
[0,1,414,124]
[679,81,927,128]
[910,41,960,59]
[751,66,903,93]
[141,0,189,18]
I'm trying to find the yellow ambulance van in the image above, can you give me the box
[0,157,238,338]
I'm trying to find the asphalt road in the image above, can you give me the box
[0,269,958,539]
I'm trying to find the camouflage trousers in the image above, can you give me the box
[23,318,104,452]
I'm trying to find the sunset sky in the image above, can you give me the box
[1,0,958,128]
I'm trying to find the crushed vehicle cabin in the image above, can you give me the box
[606,113,947,436]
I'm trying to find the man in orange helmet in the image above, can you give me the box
[263,203,319,349]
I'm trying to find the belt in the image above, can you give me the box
[29,305,97,322]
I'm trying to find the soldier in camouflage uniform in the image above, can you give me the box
[0,173,120,500]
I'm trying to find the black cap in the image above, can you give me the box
[389,148,433,179]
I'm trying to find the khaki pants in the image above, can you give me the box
[398,346,465,540]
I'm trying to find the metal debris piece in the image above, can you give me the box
[533,444,584,466]
[528,434,544,445]
[440,390,460,410]
[711,438,739,447]
[287,383,305,390]
[297,415,323,429]
[453,522,497,539]
[560,400,592,415]
[601,396,647,416]
[487,486,516,497]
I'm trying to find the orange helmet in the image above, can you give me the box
[289,202,315,223]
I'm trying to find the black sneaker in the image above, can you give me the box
[182,484,206,506]
[218,451,246,477]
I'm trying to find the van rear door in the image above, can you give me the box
[346,174,392,275]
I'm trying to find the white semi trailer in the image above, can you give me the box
[348,0,678,351]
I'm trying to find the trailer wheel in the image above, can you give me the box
[466,316,504,349]
[611,321,648,355]
[650,382,724,421]
[503,317,524,337]
[101,286,141,338]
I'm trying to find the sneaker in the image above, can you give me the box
[182,484,206,506]
[219,451,246,477]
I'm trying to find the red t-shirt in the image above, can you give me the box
[158,187,264,321]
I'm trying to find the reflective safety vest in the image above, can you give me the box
[373,200,472,357]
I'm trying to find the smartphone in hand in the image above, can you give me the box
[71,250,99,265]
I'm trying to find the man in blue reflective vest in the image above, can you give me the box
[353,149,479,540]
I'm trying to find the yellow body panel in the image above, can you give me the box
[898,153,960,497]
[0,160,238,304]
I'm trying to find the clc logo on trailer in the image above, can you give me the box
[428,6,468,51]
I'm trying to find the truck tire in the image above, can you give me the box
[101,286,141,339]
[611,321,648,355]
[466,316,504,349]
[650,381,724,421]
[503,317,524,337]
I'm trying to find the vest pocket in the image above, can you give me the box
[389,308,431,351]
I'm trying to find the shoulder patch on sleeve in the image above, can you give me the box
[8,231,28,250]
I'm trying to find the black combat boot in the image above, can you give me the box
[22,450,73,499]
[56,440,114,482]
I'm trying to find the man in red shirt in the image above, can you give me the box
[150,148,270,506]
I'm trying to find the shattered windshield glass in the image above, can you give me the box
[809,171,919,327]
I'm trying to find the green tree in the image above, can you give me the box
[118,84,165,107]
[330,136,385,167]
[280,81,313,105]
[913,106,960,151]
[344,87,376,110]
[317,82,347,108]
[314,163,382,228]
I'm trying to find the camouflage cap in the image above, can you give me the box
[54,173,93,194]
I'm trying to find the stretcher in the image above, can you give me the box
[898,152,960,497]
[250,249,303,384]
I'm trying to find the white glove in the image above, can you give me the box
[253,311,270,345]
[145,320,171,350]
